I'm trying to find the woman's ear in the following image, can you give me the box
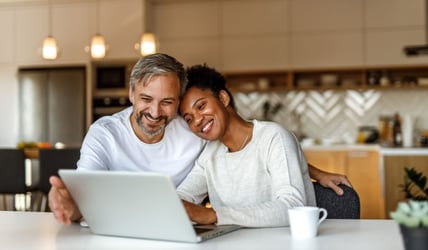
[219,90,231,107]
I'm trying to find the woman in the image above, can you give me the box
[177,64,316,227]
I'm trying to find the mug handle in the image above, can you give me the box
[318,208,328,225]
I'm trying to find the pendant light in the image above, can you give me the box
[91,34,106,59]
[137,0,157,56]
[90,0,106,59]
[42,0,58,60]
[140,32,157,56]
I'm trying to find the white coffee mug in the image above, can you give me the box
[288,206,328,239]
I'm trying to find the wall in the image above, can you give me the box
[0,0,427,147]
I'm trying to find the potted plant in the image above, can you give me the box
[390,167,428,250]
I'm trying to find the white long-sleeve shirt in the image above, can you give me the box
[177,120,316,227]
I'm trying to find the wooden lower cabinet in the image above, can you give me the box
[304,149,385,219]
[383,156,428,218]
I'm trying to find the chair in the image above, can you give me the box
[38,148,80,211]
[0,148,29,210]
[313,182,360,219]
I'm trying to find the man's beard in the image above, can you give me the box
[135,112,169,139]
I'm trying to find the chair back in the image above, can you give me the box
[38,148,80,194]
[0,149,27,194]
[313,182,360,219]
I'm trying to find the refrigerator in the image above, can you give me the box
[18,67,86,147]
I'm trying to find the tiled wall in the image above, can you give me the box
[234,89,428,144]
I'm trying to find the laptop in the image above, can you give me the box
[58,169,240,243]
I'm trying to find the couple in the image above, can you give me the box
[49,53,351,227]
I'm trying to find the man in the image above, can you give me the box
[49,53,351,225]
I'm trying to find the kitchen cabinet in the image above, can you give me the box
[383,155,428,218]
[224,65,428,93]
[0,7,14,63]
[304,147,384,219]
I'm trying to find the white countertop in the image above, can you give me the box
[380,147,428,156]
[303,143,428,155]
[0,211,404,250]
[303,144,381,151]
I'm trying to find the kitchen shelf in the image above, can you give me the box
[224,70,290,93]
[223,65,428,93]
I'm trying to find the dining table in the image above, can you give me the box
[0,211,404,250]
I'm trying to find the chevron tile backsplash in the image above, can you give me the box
[234,89,428,144]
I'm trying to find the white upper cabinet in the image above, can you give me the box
[1,0,426,68]
[365,0,425,28]
[153,1,219,39]
[15,5,47,63]
[291,32,364,68]
[366,29,427,66]
[0,7,15,64]
[15,3,92,63]
[159,38,221,69]
[290,0,363,32]
[289,0,364,68]
[152,0,220,67]
[364,0,426,65]
[221,35,290,71]
[53,2,92,62]
[222,0,289,36]
[7,0,142,64]
[99,0,142,59]
[220,0,290,71]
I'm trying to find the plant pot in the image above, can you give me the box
[399,225,428,250]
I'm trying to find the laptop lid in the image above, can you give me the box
[58,169,240,243]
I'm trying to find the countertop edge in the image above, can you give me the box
[303,144,428,155]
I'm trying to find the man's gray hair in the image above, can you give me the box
[129,53,187,96]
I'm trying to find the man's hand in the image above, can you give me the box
[308,163,353,196]
[181,200,217,225]
[48,176,82,225]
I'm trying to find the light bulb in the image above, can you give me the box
[91,34,106,59]
[42,36,58,60]
[140,33,156,56]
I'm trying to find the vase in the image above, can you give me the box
[399,225,428,250]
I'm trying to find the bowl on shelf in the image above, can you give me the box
[297,78,316,88]
[320,74,339,87]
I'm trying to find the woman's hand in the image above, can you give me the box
[308,163,353,196]
[181,200,217,225]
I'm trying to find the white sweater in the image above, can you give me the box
[177,120,316,227]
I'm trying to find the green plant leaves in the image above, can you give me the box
[401,167,428,201]
[390,200,428,228]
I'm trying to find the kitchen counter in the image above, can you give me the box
[302,144,380,151]
[380,147,428,156]
[303,144,428,155]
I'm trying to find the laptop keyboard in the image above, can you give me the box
[194,227,214,234]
